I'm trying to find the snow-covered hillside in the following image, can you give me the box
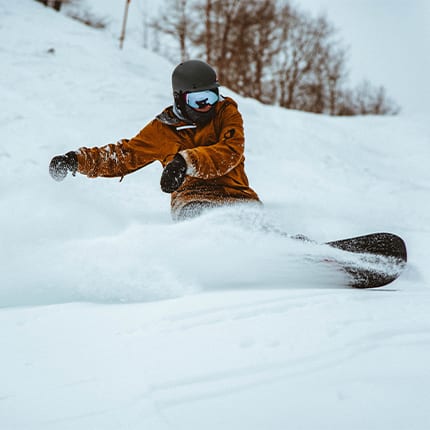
[1,2,430,429]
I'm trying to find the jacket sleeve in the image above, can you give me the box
[179,102,245,180]
[76,120,177,178]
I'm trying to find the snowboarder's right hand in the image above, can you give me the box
[49,151,78,181]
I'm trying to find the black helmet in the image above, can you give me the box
[172,60,220,125]
[172,60,219,95]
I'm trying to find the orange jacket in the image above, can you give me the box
[76,96,261,216]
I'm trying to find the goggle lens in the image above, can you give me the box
[185,90,219,109]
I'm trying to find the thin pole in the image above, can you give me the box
[119,0,131,50]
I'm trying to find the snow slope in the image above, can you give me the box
[1,2,430,429]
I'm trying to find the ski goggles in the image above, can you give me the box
[185,90,219,109]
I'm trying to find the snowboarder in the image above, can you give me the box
[49,60,261,220]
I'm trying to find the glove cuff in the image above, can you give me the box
[65,151,78,175]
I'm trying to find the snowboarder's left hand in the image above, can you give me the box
[160,154,187,193]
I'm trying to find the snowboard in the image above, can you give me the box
[325,232,407,288]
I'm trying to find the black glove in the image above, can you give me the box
[160,154,187,193]
[49,151,78,181]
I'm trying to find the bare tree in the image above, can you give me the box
[348,80,400,115]
[234,0,279,100]
[204,0,213,63]
[192,0,278,99]
[274,11,335,110]
[152,0,192,61]
[295,36,348,114]
[324,46,348,115]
